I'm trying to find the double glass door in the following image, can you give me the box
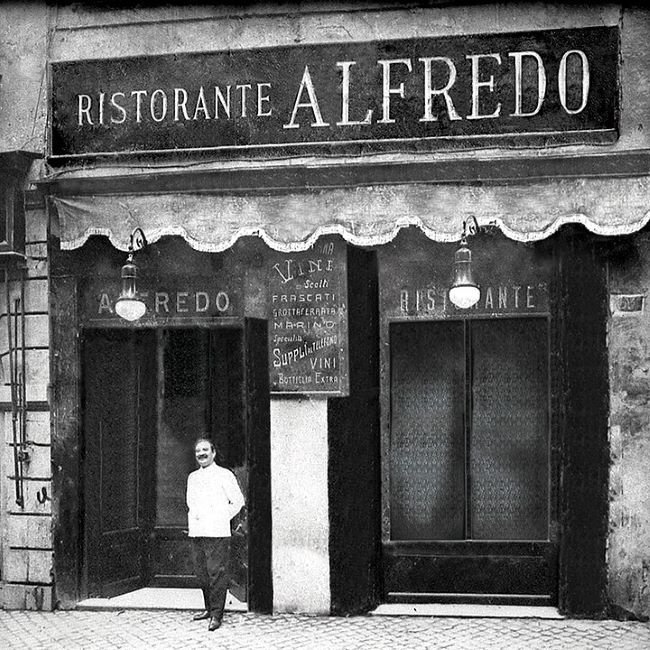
[384,317,557,603]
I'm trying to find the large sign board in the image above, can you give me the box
[268,238,348,395]
[50,26,618,157]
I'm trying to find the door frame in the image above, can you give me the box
[148,325,247,590]
[74,318,271,611]
[381,314,558,605]
[376,232,610,616]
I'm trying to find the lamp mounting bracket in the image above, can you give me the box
[129,227,147,254]
[461,216,499,243]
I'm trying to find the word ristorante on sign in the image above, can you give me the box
[399,283,549,316]
[76,49,590,128]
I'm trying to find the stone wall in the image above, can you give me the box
[0,189,52,610]
[0,2,51,611]
[608,235,650,620]
[0,3,48,154]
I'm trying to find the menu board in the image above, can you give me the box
[268,237,349,395]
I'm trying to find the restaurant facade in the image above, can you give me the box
[1,1,649,620]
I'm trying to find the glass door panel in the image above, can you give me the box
[470,319,549,540]
[389,322,465,540]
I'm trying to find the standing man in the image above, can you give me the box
[187,437,245,631]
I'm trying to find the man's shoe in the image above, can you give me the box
[208,616,222,631]
[192,610,210,621]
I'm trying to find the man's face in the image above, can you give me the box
[195,441,216,468]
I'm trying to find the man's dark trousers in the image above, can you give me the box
[191,537,231,621]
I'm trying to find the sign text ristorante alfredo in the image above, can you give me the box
[50,27,618,157]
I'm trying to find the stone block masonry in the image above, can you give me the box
[0,193,53,610]
[607,236,650,620]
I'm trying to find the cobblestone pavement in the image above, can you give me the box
[1,610,650,650]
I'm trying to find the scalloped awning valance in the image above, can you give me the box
[51,173,650,253]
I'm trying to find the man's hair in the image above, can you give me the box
[194,437,215,453]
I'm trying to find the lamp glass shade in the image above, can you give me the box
[449,284,481,309]
[448,244,481,309]
[115,260,146,321]
[115,298,147,321]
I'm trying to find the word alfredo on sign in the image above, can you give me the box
[49,26,618,157]
[80,276,240,325]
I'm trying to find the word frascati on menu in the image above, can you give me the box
[50,27,618,157]
[268,238,349,395]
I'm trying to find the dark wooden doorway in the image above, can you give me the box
[383,317,558,604]
[82,328,156,597]
[150,327,245,590]
[81,321,270,608]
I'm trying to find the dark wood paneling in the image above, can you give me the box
[386,593,551,606]
[51,275,81,608]
[385,552,553,596]
[557,229,610,617]
[328,246,381,615]
[94,530,144,598]
[386,541,552,556]
[211,329,245,466]
[82,328,156,598]
[245,318,273,614]
[151,533,195,584]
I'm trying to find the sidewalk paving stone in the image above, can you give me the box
[0,609,649,649]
